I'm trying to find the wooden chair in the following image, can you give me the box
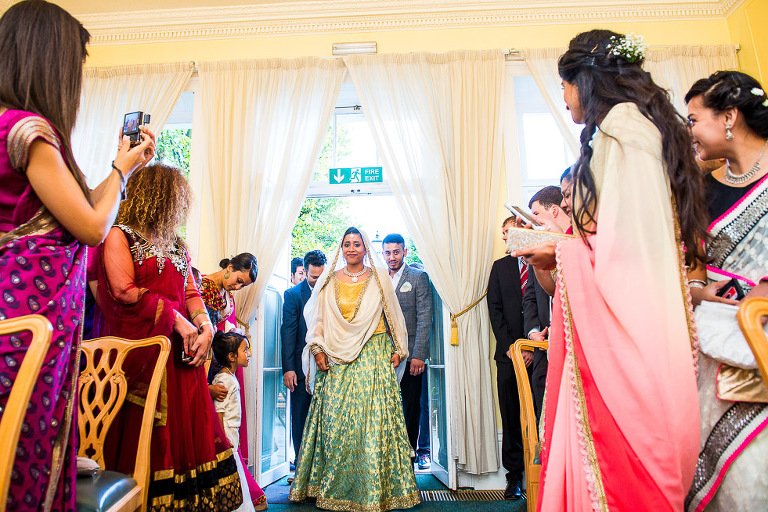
[0,314,53,509]
[737,297,768,388]
[510,338,548,512]
[77,336,170,512]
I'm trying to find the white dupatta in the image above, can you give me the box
[301,229,408,393]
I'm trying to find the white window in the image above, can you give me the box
[504,62,578,207]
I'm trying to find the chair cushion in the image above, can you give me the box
[76,470,137,512]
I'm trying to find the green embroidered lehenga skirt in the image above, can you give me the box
[289,333,420,511]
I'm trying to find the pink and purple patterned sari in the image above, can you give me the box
[0,109,85,511]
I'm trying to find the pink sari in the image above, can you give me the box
[0,110,84,512]
[538,103,700,511]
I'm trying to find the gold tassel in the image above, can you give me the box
[449,289,488,347]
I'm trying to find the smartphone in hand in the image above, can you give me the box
[715,278,745,301]
[504,203,542,227]
[122,111,151,147]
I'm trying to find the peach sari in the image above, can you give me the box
[538,103,700,511]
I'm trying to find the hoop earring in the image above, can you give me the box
[725,124,734,141]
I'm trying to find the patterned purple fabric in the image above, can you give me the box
[0,109,85,512]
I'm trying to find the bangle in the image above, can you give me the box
[198,320,212,334]
[310,345,323,356]
[688,279,706,289]
[190,309,207,321]
[111,161,126,200]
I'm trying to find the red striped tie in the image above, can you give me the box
[520,260,529,294]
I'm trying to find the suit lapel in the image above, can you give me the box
[300,280,311,305]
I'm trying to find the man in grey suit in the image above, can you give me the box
[382,233,432,469]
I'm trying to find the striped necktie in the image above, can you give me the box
[519,259,529,294]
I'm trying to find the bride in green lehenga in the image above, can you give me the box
[289,227,420,512]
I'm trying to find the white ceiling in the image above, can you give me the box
[3,0,745,46]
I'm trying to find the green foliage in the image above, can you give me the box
[405,238,422,265]
[156,128,192,175]
[291,198,351,258]
[311,123,352,183]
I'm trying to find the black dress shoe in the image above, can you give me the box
[504,479,523,500]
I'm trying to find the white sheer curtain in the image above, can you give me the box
[645,45,738,113]
[194,58,345,323]
[345,50,505,474]
[524,45,738,151]
[72,63,193,186]
[522,48,580,154]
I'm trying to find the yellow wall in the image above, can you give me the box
[87,19,732,66]
[728,0,768,83]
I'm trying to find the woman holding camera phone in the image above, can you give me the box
[0,1,155,510]
[683,71,768,511]
[96,162,244,511]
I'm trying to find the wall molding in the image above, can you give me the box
[77,0,738,46]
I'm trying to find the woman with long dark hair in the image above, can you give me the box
[0,1,154,509]
[512,30,707,510]
[684,70,768,511]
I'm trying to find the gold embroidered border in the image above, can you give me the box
[8,115,61,171]
[557,243,608,512]
[0,207,59,247]
[672,201,700,375]
[125,372,168,427]
[149,448,241,511]
[43,249,86,510]
[291,485,420,512]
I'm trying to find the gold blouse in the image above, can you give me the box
[334,274,387,334]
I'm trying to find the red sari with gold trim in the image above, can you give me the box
[97,225,242,511]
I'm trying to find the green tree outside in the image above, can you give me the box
[290,198,351,258]
[156,128,192,175]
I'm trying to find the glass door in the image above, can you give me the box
[257,285,291,485]
[428,287,456,489]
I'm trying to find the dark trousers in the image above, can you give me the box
[290,379,311,461]
[400,362,423,452]
[417,369,430,456]
[496,361,526,482]
[531,349,548,424]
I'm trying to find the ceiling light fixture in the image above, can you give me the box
[332,42,377,56]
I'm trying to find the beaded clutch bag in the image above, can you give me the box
[505,227,575,254]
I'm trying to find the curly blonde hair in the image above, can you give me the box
[116,162,192,250]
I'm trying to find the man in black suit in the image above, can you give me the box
[382,234,432,469]
[281,249,326,464]
[523,183,571,422]
[487,215,528,501]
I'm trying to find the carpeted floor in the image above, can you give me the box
[264,472,526,511]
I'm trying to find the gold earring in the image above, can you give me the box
[725,124,734,141]
[224,271,230,279]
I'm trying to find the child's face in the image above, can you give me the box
[235,339,251,368]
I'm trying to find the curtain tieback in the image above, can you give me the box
[449,290,488,346]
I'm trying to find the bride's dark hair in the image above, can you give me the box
[559,29,709,266]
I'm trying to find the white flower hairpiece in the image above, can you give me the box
[749,87,768,107]
[606,34,647,64]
